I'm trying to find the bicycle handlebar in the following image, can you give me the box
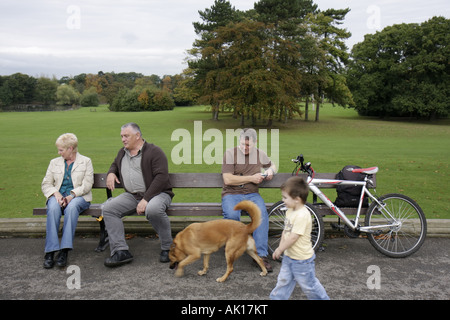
[291,154,304,164]
[292,154,314,176]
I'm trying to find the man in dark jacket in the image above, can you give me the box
[103,123,174,267]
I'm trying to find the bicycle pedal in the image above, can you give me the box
[331,223,344,230]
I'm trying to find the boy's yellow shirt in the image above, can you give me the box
[283,206,314,260]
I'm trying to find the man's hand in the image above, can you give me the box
[136,199,148,215]
[106,173,120,191]
[263,168,274,181]
[250,173,265,184]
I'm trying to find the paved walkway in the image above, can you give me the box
[0,236,448,301]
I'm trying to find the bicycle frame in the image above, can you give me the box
[306,176,399,234]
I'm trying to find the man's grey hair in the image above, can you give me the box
[240,128,257,142]
[121,122,142,136]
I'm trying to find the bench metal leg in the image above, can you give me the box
[94,217,109,253]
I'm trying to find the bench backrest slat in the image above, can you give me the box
[93,174,108,188]
[92,172,376,189]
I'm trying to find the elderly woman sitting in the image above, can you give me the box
[41,133,94,268]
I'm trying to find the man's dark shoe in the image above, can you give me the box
[260,256,273,273]
[104,250,133,267]
[56,249,69,268]
[160,250,170,263]
[43,252,55,269]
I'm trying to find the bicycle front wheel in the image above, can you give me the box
[267,201,324,256]
[365,193,427,258]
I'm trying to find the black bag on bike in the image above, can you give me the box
[335,165,368,207]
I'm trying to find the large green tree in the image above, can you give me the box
[35,77,58,105]
[201,19,303,126]
[254,0,317,25]
[190,0,242,120]
[348,16,449,119]
[0,73,36,106]
[189,0,353,125]
[56,84,80,106]
[254,0,319,123]
[302,8,353,121]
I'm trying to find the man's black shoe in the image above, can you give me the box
[160,250,170,263]
[104,250,133,267]
[43,252,55,269]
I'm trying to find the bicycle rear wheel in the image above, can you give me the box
[365,193,427,258]
[267,201,324,256]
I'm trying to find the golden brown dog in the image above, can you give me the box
[169,200,268,282]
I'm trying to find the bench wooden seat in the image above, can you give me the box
[33,172,376,251]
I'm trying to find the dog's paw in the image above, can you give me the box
[198,270,207,276]
[260,271,268,277]
[216,276,227,283]
[175,269,184,277]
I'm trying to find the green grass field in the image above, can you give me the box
[0,105,449,219]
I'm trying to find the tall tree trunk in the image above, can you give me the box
[240,113,245,126]
[315,88,322,122]
[212,103,219,121]
[284,106,288,123]
[251,112,256,126]
[315,99,320,122]
[267,111,273,127]
[305,96,309,121]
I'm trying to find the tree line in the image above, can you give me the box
[0,71,197,111]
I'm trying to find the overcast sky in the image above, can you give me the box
[0,0,448,79]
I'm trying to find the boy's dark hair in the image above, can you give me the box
[281,176,309,204]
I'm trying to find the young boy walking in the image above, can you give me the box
[270,176,329,300]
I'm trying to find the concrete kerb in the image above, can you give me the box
[1,217,449,238]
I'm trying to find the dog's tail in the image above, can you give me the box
[233,200,262,234]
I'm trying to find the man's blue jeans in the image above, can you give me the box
[270,254,329,300]
[45,195,90,253]
[222,193,269,257]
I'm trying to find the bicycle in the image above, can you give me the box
[268,154,427,258]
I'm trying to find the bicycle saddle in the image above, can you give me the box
[351,167,378,174]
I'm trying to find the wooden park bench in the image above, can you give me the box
[33,172,376,251]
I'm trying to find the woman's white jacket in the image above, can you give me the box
[41,153,94,202]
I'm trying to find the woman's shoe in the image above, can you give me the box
[43,252,55,269]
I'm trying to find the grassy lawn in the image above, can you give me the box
[0,104,448,219]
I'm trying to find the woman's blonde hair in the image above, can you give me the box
[55,133,78,153]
